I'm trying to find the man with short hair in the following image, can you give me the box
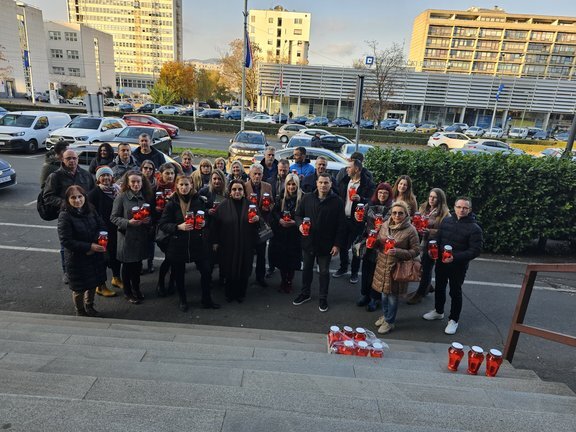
[289,146,315,177]
[423,197,483,335]
[301,156,337,193]
[109,143,138,181]
[40,141,69,187]
[270,159,289,200]
[260,146,278,183]
[336,151,374,186]
[244,163,275,287]
[132,133,165,167]
[293,173,346,313]
[180,150,196,175]
[311,132,321,148]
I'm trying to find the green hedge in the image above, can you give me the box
[364,147,576,254]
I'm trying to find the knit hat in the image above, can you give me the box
[96,166,114,179]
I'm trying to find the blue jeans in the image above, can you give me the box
[381,293,399,324]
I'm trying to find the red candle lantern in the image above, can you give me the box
[194,210,205,230]
[370,342,384,358]
[185,211,195,225]
[420,215,429,231]
[342,326,354,339]
[328,325,343,345]
[447,342,465,371]
[356,341,369,357]
[384,236,396,253]
[249,193,258,205]
[485,349,503,377]
[442,245,453,263]
[155,192,166,210]
[140,203,151,218]
[163,189,172,198]
[467,345,485,375]
[212,201,220,209]
[132,206,142,220]
[428,240,439,260]
[341,340,355,356]
[412,212,422,231]
[354,327,367,341]
[292,169,298,175]
[248,205,257,223]
[348,186,357,201]
[261,193,271,211]
[282,211,292,222]
[355,203,365,222]
[97,231,108,250]
[374,213,384,231]
[301,217,311,236]
[366,230,377,249]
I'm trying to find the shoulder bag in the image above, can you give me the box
[392,259,422,282]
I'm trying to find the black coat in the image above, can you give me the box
[43,166,95,211]
[269,195,302,270]
[295,191,346,256]
[211,197,258,280]
[132,146,165,168]
[436,214,483,266]
[87,187,119,262]
[158,194,210,263]
[301,172,338,194]
[57,208,107,292]
[260,158,278,183]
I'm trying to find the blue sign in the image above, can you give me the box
[365,56,374,66]
[119,88,124,94]
[496,84,505,101]
[23,50,30,68]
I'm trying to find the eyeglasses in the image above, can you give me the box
[231,188,243,192]
[455,206,470,210]
[391,211,405,216]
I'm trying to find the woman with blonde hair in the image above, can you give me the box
[191,158,212,191]
[392,175,418,216]
[213,157,227,175]
[226,160,248,183]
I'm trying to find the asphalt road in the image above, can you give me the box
[0,151,574,391]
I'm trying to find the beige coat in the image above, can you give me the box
[371,218,420,296]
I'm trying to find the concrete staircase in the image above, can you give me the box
[0,310,574,432]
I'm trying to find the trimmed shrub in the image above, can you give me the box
[365,147,576,253]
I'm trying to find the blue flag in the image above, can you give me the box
[244,31,253,68]
[495,84,505,101]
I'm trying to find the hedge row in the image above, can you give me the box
[364,147,576,254]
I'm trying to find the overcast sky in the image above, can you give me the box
[30,0,576,66]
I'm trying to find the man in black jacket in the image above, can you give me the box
[423,197,483,335]
[132,133,165,168]
[293,173,346,312]
[300,156,337,194]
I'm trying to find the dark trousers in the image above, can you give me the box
[121,261,142,298]
[360,257,380,300]
[301,250,331,300]
[434,262,468,322]
[253,242,266,280]
[415,252,435,296]
[338,218,362,275]
[172,259,213,305]
[225,277,248,301]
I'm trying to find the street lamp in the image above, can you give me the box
[17,2,35,104]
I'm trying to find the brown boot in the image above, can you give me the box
[407,292,424,305]
[111,276,124,290]
[72,291,88,316]
[96,284,117,297]
[84,289,102,317]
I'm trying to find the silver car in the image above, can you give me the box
[462,139,525,155]
[252,146,347,178]
[277,124,308,143]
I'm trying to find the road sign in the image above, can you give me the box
[119,88,124,95]
[365,56,374,66]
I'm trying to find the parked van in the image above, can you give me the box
[0,111,71,153]
[508,127,529,139]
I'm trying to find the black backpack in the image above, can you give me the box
[37,188,59,221]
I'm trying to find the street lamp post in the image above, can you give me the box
[17,2,35,104]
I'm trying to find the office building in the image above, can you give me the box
[249,5,310,65]
[409,6,576,80]
[66,0,183,93]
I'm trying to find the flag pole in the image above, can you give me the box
[241,0,248,131]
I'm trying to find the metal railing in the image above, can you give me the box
[504,263,576,362]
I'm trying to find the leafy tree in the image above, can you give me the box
[354,41,406,124]
[157,61,197,103]
[148,81,178,105]
[195,69,221,102]
[220,39,261,109]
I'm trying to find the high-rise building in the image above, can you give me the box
[249,5,310,65]
[66,0,183,93]
[409,6,576,80]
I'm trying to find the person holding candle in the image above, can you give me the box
[333,158,374,284]
[293,173,346,313]
[191,158,212,191]
[213,157,227,175]
[226,160,249,183]
[372,201,420,334]
[87,166,122,297]
[269,173,304,293]
[58,185,107,317]
[423,196,483,335]
[407,188,450,305]
[391,175,418,216]
[158,175,219,311]
[357,182,394,311]
[211,180,259,303]
[111,170,155,304]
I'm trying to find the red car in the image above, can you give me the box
[122,114,179,138]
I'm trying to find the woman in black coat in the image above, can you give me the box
[158,175,219,312]
[269,173,303,293]
[57,185,107,317]
[211,179,259,303]
[89,143,115,175]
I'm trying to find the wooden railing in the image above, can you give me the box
[504,263,576,362]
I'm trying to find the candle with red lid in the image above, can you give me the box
[132,206,142,220]
[194,210,205,230]
[354,327,367,341]
[261,193,271,211]
[185,211,195,225]
[328,325,343,345]
[428,240,439,260]
[155,192,166,210]
[248,205,257,223]
[384,236,396,253]
[356,341,369,357]
[374,213,384,231]
[301,217,311,236]
[467,345,485,375]
[348,186,357,201]
[485,349,503,377]
[366,230,377,249]
[282,211,292,222]
[249,193,258,205]
[447,342,465,371]
[140,203,151,218]
[97,231,108,250]
[442,245,453,263]
[355,203,365,222]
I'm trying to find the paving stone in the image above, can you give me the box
[174,333,324,353]
[0,328,70,344]
[0,352,56,372]
[0,369,96,399]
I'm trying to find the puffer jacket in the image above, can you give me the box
[436,213,483,266]
[372,218,420,295]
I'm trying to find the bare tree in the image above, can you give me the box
[354,41,406,124]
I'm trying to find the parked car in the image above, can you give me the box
[465,126,485,137]
[153,105,180,115]
[339,143,375,159]
[0,157,16,189]
[484,127,504,139]
[123,114,179,138]
[508,127,529,139]
[395,123,416,133]
[245,114,276,124]
[443,123,469,133]
[72,142,178,169]
[297,128,330,138]
[67,97,85,106]
[379,119,401,130]
[0,111,71,153]
[359,119,374,129]
[462,139,525,155]
[272,113,288,124]
[228,130,268,167]
[531,130,549,140]
[117,102,134,113]
[285,133,355,153]
[0,106,7,117]
[305,116,329,127]
[553,131,570,142]
[222,110,242,120]
[328,117,353,128]
[277,124,307,143]
[47,116,127,148]
[538,147,564,158]
[291,115,310,125]
[526,128,545,139]
[197,109,223,119]
[427,131,471,150]
[415,123,438,134]
[253,147,348,178]
[109,126,172,155]
[136,103,161,113]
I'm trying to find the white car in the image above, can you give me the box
[395,123,416,133]
[47,116,127,148]
[298,128,330,137]
[153,105,180,115]
[427,132,471,150]
[0,111,71,153]
[245,114,276,124]
[465,126,485,137]
[484,127,504,139]
[508,127,529,139]
[67,97,85,106]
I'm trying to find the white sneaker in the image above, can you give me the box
[375,315,385,326]
[377,321,395,334]
[423,310,444,320]
[444,320,459,335]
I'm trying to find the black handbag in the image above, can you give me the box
[256,220,274,244]
[155,227,171,252]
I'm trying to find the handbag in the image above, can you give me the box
[256,220,274,244]
[392,259,422,282]
[155,227,171,252]
[352,238,367,259]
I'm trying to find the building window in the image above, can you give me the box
[453,27,477,37]
[250,25,255,33]
[50,49,63,59]
[557,33,576,43]
[294,29,302,36]
[479,28,503,38]
[294,18,302,24]
[502,42,526,51]
[48,31,61,41]
[504,30,528,40]
[52,66,65,75]
[297,40,303,46]
[68,67,81,76]
[530,31,554,42]
[65,32,78,42]
[425,49,448,58]
[67,50,79,59]
[296,51,301,57]
[250,15,255,23]
[267,39,273,45]
[268,18,273,23]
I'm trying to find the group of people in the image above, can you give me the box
[40,137,483,336]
